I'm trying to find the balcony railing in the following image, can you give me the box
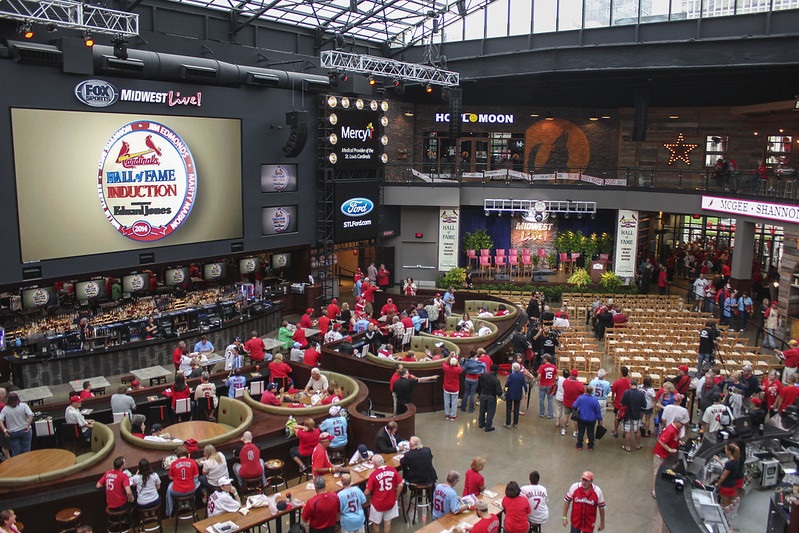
[384,163,799,202]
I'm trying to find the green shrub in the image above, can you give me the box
[599,271,623,292]
[567,268,592,287]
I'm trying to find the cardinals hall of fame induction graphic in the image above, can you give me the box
[98,120,197,242]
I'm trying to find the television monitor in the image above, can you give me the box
[75,280,108,301]
[261,164,298,192]
[272,253,291,269]
[239,257,259,274]
[165,268,190,287]
[21,287,58,310]
[261,206,298,235]
[122,274,148,293]
[204,262,227,280]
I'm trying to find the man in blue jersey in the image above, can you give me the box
[588,369,611,412]
[338,473,366,533]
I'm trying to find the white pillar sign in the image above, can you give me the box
[614,209,639,278]
[438,209,460,271]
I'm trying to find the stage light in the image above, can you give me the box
[545,111,554,120]
[340,73,349,82]
[380,116,389,126]
[328,153,338,164]
[368,75,376,86]
[381,101,389,111]
[355,98,364,110]
[485,211,489,217]
[340,97,350,108]
[329,113,338,125]
[327,95,338,108]
[380,153,388,163]
[370,100,378,111]
[113,37,128,60]
[426,84,433,93]
[84,33,94,47]
[380,135,388,145]
[392,78,401,87]
[46,23,57,33]
[328,133,338,145]
[18,22,34,39]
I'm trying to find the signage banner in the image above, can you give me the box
[702,195,799,225]
[332,109,380,169]
[333,181,380,243]
[614,210,639,278]
[438,209,460,271]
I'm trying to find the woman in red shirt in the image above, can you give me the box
[502,481,532,533]
[163,374,192,421]
[289,418,320,473]
[462,457,486,497]
[268,353,293,391]
[442,357,462,420]
[653,419,684,498]
[762,369,782,412]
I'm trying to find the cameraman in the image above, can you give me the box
[697,319,719,375]
[528,320,544,372]
[542,327,559,362]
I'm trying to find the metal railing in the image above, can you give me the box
[384,163,799,202]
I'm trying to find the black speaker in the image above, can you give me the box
[631,89,649,142]
[448,87,462,141]
[282,111,309,158]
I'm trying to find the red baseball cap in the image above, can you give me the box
[345,336,353,342]
[570,369,579,377]
[319,432,334,441]
[581,471,594,482]
[306,308,313,314]
[332,299,338,303]
[70,394,81,403]
[678,365,689,373]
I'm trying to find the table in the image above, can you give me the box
[167,421,233,442]
[0,448,76,478]
[15,386,53,406]
[263,338,284,351]
[191,454,401,533]
[69,376,111,394]
[414,482,506,533]
[302,328,321,338]
[201,355,225,372]
[131,366,173,387]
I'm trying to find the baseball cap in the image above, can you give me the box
[570,369,579,377]
[267,382,278,391]
[319,432,334,441]
[434,342,444,348]
[306,308,313,314]
[332,299,338,303]
[293,341,302,348]
[345,336,353,342]
[130,379,140,387]
[597,369,606,378]
[234,337,241,342]
[358,444,370,458]
[329,405,341,416]
[581,471,594,482]
[436,293,441,297]
[218,477,233,486]
[151,423,163,432]
[474,501,489,512]
[678,365,689,373]
[70,394,81,403]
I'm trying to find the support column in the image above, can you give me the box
[730,219,755,290]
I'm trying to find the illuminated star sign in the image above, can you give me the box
[663,132,697,165]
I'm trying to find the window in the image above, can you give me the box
[704,135,728,167]
[766,135,792,166]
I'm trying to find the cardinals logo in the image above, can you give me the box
[99,120,197,242]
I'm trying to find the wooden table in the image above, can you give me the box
[414,483,506,533]
[15,386,53,406]
[70,376,111,394]
[131,366,173,387]
[191,454,401,533]
[167,421,233,442]
[0,448,76,478]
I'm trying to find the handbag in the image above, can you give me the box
[595,425,608,440]
[615,405,627,421]
[570,410,580,422]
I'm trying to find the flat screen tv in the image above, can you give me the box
[21,287,58,309]
[122,274,148,293]
[75,280,108,301]
[239,258,259,274]
[164,268,190,287]
[204,262,227,280]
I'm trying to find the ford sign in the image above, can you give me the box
[75,79,119,107]
[340,198,374,217]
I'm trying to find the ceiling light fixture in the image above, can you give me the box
[18,22,34,39]
[425,84,433,93]
[83,33,94,47]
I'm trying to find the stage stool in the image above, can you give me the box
[55,507,81,533]
[296,459,313,486]
[403,483,433,525]
[106,506,132,533]
[137,506,163,533]
[239,476,264,498]
[172,493,198,533]
[265,459,286,493]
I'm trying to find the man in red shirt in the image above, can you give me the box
[560,370,585,438]
[300,308,315,329]
[167,445,200,516]
[400,312,414,331]
[477,348,493,372]
[233,431,266,486]
[471,500,500,533]
[774,374,799,412]
[326,299,341,320]
[381,298,398,317]
[563,471,605,533]
[361,280,377,317]
[303,341,321,367]
[293,324,308,348]
[762,369,783,412]
[96,456,134,510]
[652,418,684,498]
[316,313,330,337]
[259,382,281,406]
[537,355,558,419]
[364,454,403,533]
[778,340,799,384]
[610,366,631,438]
[173,341,187,371]
[301,476,340,533]
[311,433,346,475]
[244,331,266,363]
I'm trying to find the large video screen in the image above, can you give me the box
[333,181,379,243]
[332,109,381,169]
[12,108,243,262]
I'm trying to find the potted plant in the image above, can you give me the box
[599,271,623,292]
[463,229,493,254]
[567,268,592,288]
[598,232,613,256]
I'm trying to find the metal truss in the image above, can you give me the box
[320,50,459,87]
[0,0,139,37]
[484,199,597,215]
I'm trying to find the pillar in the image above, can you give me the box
[729,219,755,290]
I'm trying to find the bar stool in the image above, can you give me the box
[264,459,286,493]
[239,476,264,498]
[403,483,433,525]
[137,506,163,533]
[55,507,81,533]
[295,459,313,486]
[172,493,198,533]
[106,506,132,533]
[328,446,346,467]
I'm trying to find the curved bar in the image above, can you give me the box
[365,336,461,370]
[243,370,360,416]
[418,319,499,344]
[348,401,416,450]
[462,299,520,322]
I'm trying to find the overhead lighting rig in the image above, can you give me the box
[320,50,459,88]
[0,0,139,38]
[483,199,597,216]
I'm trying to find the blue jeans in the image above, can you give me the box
[444,391,459,417]
[539,386,554,417]
[764,327,777,349]
[461,379,478,412]
[8,428,32,456]
[233,460,267,486]
[698,352,713,374]
[166,480,200,516]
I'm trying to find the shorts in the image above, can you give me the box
[735,478,744,490]
[597,399,607,412]
[289,448,311,462]
[642,408,653,415]
[369,502,399,524]
[342,528,365,533]
[719,485,737,498]
[623,419,641,433]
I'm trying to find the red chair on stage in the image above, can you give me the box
[521,254,533,276]
[558,252,569,272]
[479,255,492,277]
[494,255,507,276]
[480,249,491,258]
[495,249,506,257]
[466,249,478,269]
[508,254,520,279]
